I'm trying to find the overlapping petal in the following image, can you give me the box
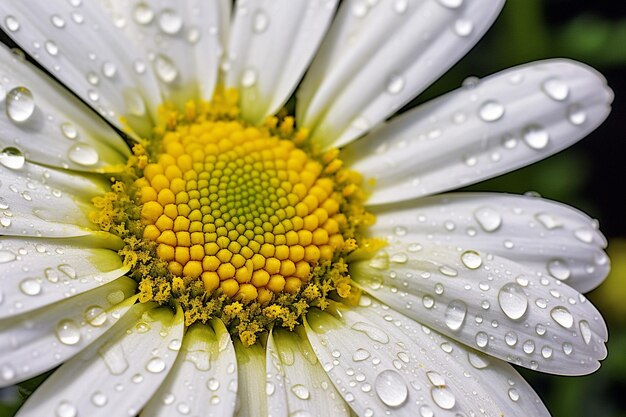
[226,0,337,124]
[234,339,267,417]
[0,278,136,387]
[369,193,609,293]
[351,242,607,375]
[140,320,237,417]
[297,0,505,149]
[343,59,613,204]
[0,1,163,135]
[0,45,129,172]
[305,300,550,416]
[15,304,184,417]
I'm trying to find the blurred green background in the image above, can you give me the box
[1,0,625,416]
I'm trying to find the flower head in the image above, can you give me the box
[0,1,613,416]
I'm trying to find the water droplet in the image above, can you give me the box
[498,283,528,320]
[291,384,310,400]
[579,320,592,344]
[444,300,467,331]
[55,401,77,417]
[186,27,201,44]
[133,2,154,25]
[387,74,405,94]
[55,319,81,345]
[0,147,25,170]
[394,0,409,13]
[60,122,78,140]
[5,16,20,32]
[50,14,66,28]
[541,345,553,359]
[522,125,550,150]
[84,306,107,326]
[438,0,463,8]
[146,357,166,373]
[374,369,408,407]
[439,265,458,277]
[253,10,269,33]
[523,339,535,354]
[461,250,482,269]
[68,142,99,166]
[567,104,587,125]
[574,228,593,243]
[479,100,505,122]
[241,68,257,87]
[419,405,434,417]
[475,331,489,348]
[454,18,473,37]
[91,391,107,407]
[352,322,389,344]
[542,78,569,101]
[550,306,574,329]
[547,259,571,281]
[422,295,435,309]
[474,207,502,232]
[505,331,518,347]
[535,213,561,229]
[0,251,16,263]
[107,290,125,305]
[390,252,408,264]
[207,378,220,391]
[102,62,117,78]
[154,54,179,83]
[19,278,41,296]
[158,8,183,35]
[6,87,35,123]
[45,40,59,56]
[508,388,520,402]
[431,385,456,410]
[352,348,371,362]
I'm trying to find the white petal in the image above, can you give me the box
[369,193,609,293]
[351,243,608,375]
[0,278,136,387]
[0,45,129,171]
[266,330,289,417]
[226,0,337,124]
[297,0,505,149]
[269,328,350,417]
[16,304,184,417]
[141,320,237,417]
[305,303,543,416]
[343,59,613,204]
[0,236,128,319]
[0,2,163,134]
[100,0,231,108]
[0,160,106,238]
[361,297,551,416]
[234,339,267,417]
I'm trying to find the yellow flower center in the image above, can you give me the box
[92,90,375,345]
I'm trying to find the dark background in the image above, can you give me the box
[1,1,625,416]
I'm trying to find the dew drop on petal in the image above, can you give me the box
[55,319,81,345]
[19,278,41,296]
[579,320,592,344]
[146,357,166,373]
[158,8,183,35]
[437,0,463,8]
[5,16,20,32]
[497,283,528,320]
[60,122,78,140]
[0,147,25,170]
[291,384,310,400]
[547,259,571,281]
[567,104,587,126]
[505,331,518,347]
[133,2,154,25]
[478,100,505,122]
[508,388,520,402]
[91,391,108,407]
[542,78,569,101]
[102,61,117,78]
[84,306,107,326]
[522,125,550,150]
[252,10,269,33]
[386,74,405,94]
[444,300,467,331]
[474,207,502,232]
[454,18,473,37]
[6,87,35,123]
[431,386,456,410]
[352,348,371,362]
[374,369,408,407]
[55,401,77,417]
[550,306,574,329]
[154,54,179,84]
[241,68,257,87]
[461,250,482,269]
[45,40,59,56]
[475,331,489,348]
[50,14,66,28]
[68,143,99,166]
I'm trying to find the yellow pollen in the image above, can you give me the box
[92,89,374,345]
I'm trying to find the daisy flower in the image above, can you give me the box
[0,1,613,416]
